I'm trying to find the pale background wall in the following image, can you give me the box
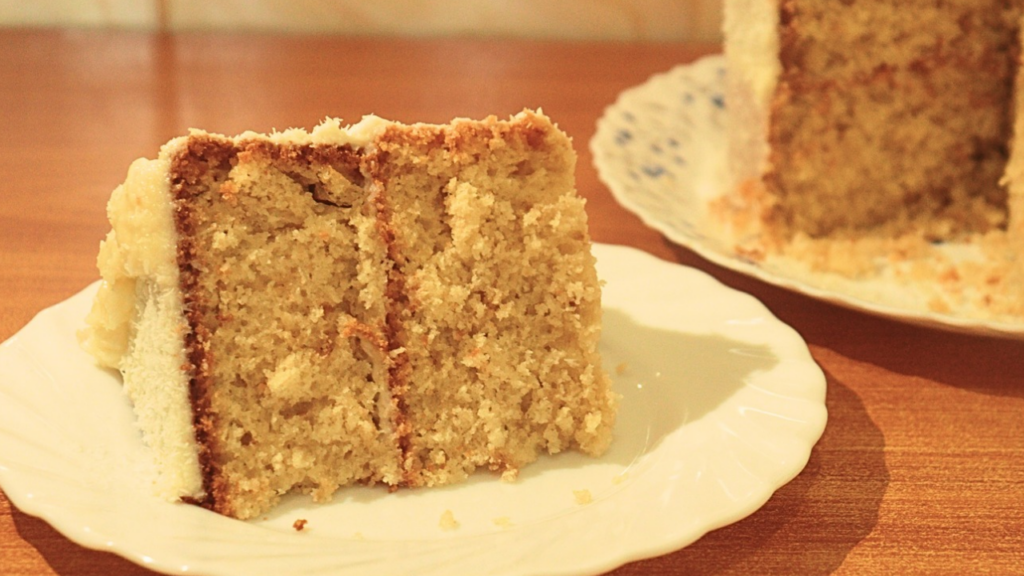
[0,0,724,42]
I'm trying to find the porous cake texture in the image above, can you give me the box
[81,111,617,520]
[727,0,1023,240]
[723,0,1024,318]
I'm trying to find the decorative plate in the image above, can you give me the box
[591,54,1024,339]
[0,243,826,576]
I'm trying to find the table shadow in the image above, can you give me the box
[612,367,888,575]
[807,315,1024,401]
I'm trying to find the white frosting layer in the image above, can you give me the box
[723,0,781,190]
[82,145,203,501]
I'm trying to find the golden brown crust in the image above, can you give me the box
[170,134,237,516]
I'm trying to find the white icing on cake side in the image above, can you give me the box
[724,0,781,111]
[81,143,204,501]
[723,0,780,189]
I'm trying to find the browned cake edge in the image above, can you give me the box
[168,134,235,514]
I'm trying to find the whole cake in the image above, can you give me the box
[722,0,1024,317]
[80,110,617,520]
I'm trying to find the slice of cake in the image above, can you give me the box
[80,110,617,520]
[721,1,1024,318]
[724,0,1023,241]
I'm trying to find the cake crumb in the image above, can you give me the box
[492,516,514,528]
[292,518,308,531]
[573,489,593,505]
[724,210,1024,322]
[612,472,629,485]
[615,362,628,375]
[501,468,519,482]
[439,509,460,530]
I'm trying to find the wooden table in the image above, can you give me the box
[1,30,1022,576]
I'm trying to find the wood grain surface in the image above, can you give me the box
[1,30,1022,576]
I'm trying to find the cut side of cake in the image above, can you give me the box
[722,0,1024,319]
[81,111,617,520]
[725,0,1023,240]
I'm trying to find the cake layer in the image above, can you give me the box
[768,56,1013,238]
[375,118,612,486]
[726,0,1024,240]
[775,1,1020,83]
[771,0,1019,238]
[171,136,401,519]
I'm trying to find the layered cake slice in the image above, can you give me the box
[81,111,617,520]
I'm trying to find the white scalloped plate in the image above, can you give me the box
[592,55,1024,339]
[0,243,826,576]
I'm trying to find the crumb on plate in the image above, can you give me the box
[439,509,460,530]
[492,516,513,528]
